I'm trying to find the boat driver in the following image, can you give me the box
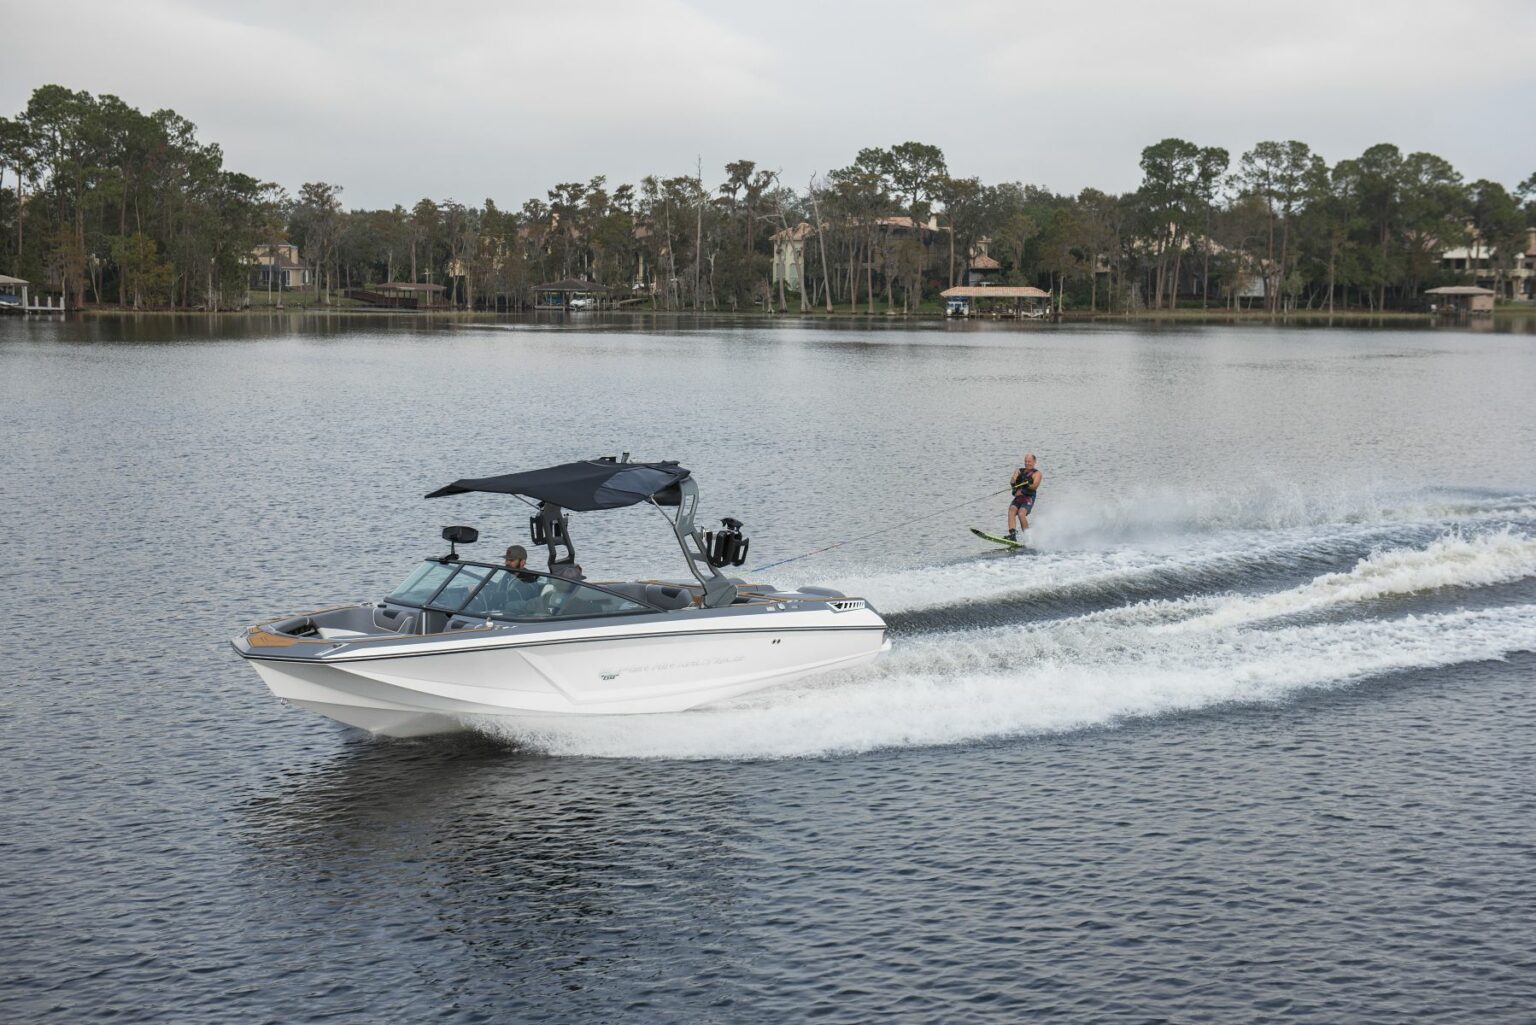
[1007,453,1042,541]
[488,544,545,615]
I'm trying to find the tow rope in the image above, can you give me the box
[750,487,1013,574]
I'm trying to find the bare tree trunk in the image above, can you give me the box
[848,236,860,313]
[693,160,704,311]
[863,242,871,314]
[849,237,859,306]
[1326,241,1336,314]
[1201,236,1211,310]
[1264,202,1277,313]
[866,231,875,314]
[1169,233,1183,311]
[1378,221,1389,311]
[808,176,833,313]
[797,242,809,313]
[1277,214,1292,314]
[883,234,894,312]
[118,181,130,308]
[947,222,955,288]
[665,203,678,311]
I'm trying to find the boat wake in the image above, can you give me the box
[469,493,1536,760]
[826,492,1536,618]
[1030,485,1536,549]
[1157,530,1536,632]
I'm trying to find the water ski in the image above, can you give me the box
[971,527,1027,550]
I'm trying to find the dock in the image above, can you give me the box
[941,285,1054,319]
[0,274,66,314]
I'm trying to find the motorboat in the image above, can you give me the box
[232,457,889,737]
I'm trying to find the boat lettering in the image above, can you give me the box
[601,654,747,678]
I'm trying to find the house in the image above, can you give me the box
[771,222,815,292]
[249,243,313,289]
[1440,227,1536,300]
[966,254,1003,286]
[845,215,950,293]
[869,215,948,254]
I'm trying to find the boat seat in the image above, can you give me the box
[599,582,693,611]
[643,584,692,610]
[556,595,611,617]
[317,627,369,640]
[596,582,648,603]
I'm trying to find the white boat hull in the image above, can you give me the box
[243,611,888,737]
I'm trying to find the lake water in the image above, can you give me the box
[2,313,1534,1023]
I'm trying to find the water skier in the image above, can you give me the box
[1007,453,1041,541]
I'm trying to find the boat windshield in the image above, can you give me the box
[385,561,656,621]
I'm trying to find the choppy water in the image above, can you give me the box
[2,313,1534,1023]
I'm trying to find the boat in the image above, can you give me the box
[231,457,889,737]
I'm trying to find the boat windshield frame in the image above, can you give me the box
[384,558,665,622]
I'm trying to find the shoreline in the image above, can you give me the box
[54,304,1535,325]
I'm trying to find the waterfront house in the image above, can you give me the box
[771,222,816,293]
[248,243,313,289]
[965,253,1003,287]
[1439,227,1536,300]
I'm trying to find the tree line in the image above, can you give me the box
[2,85,1533,312]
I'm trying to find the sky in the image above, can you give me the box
[3,0,1534,209]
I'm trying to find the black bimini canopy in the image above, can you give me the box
[425,459,691,511]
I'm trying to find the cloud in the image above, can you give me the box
[964,0,1534,100]
[2,0,1531,206]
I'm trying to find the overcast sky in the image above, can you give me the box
[4,0,1533,208]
